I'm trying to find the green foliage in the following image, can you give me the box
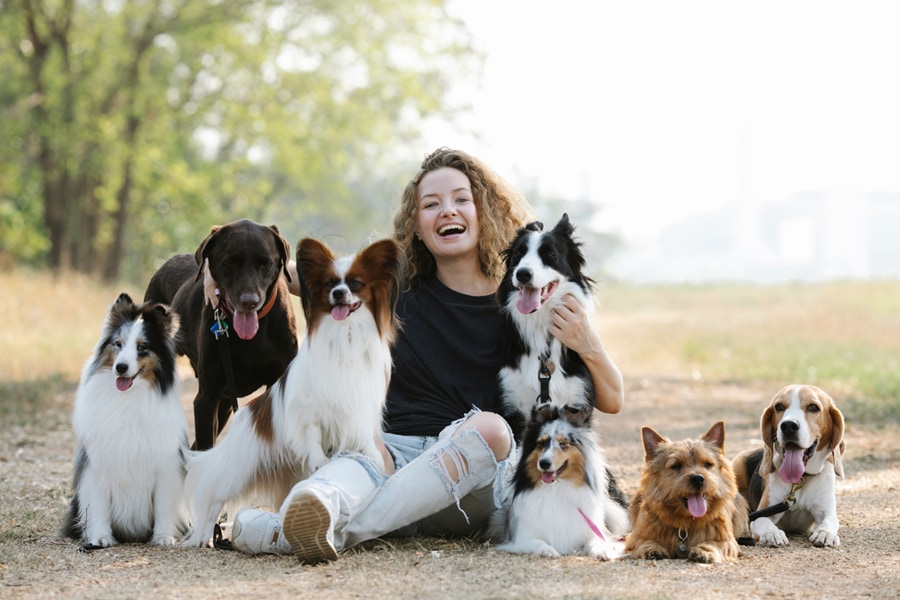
[0,0,479,282]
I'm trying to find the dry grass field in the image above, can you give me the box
[1,270,898,599]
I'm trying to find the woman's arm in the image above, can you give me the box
[549,294,624,414]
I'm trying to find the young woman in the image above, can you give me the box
[229,148,624,562]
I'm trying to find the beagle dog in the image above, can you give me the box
[733,384,845,548]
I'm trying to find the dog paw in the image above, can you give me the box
[641,549,669,560]
[758,530,789,547]
[152,534,178,547]
[809,528,840,548]
[689,544,723,564]
[87,535,119,548]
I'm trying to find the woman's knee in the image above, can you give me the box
[455,412,512,461]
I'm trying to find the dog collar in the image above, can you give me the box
[256,286,279,319]
[212,286,280,320]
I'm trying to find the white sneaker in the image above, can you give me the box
[230,508,292,555]
[282,489,338,564]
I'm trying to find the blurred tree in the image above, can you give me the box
[0,0,477,281]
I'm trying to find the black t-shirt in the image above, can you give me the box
[383,275,504,436]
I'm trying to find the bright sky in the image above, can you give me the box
[426,0,900,246]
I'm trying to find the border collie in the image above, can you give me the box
[61,293,190,550]
[489,403,629,557]
[183,238,400,547]
[496,213,597,436]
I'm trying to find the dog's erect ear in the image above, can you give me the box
[561,403,593,429]
[147,303,180,337]
[701,421,726,453]
[115,292,134,308]
[825,395,846,478]
[552,213,574,238]
[268,224,292,282]
[641,426,666,461]
[194,225,222,281]
[759,403,777,476]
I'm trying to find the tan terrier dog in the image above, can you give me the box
[625,422,749,563]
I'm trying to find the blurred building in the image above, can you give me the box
[611,189,900,283]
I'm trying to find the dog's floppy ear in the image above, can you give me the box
[524,220,543,233]
[701,421,726,453]
[194,225,222,281]
[561,402,593,429]
[824,395,846,478]
[268,224,292,282]
[759,402,777,476]
[640,426,666,461]
[532,402,557,425]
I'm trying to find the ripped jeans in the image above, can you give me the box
[315,408,516,550]
[378,409,516,538]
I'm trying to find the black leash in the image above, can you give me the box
[748,477,806,522]
[210,306,239,414]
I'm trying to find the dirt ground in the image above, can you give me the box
[2,375,898,599]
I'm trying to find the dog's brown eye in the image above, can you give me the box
[671,463,682,471]
[705,462,714,469]
[774,403,785,412]
[806,404,820,413]
[324,279,338,290]
[348,279,364,292]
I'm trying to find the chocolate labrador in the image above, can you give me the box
[144,219,298,450]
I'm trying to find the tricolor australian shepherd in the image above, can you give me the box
[497,213,598,437]
[489,403,629,558]
[61,293,190,550]
[183,237,400,547]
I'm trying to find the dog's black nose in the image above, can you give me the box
[780,420,800,434]
[238,292,260,310]
[515,268,533,284]
[539,458,552,470]
[689,474,705,489]
[331,288,348,303]
[115,362,128,375]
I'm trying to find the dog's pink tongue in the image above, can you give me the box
[779,447,807,483]
[687,494,707,518]
[233,310,259,340]
[116,377,133,392]
[541,471,558,484]
[331,305,351,321]
[516,287,541,314]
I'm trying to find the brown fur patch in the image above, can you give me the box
[625,422,747,563]
[523,433,588,488]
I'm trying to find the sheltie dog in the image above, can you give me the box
[489,402,629,558]
[183,237,400,547]
[496,213,598,437]
[61,293,190,550]
[625,422,749,563]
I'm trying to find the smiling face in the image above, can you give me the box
[416,167,481,265]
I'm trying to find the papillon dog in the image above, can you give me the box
[61,293,190,550]
[183,237,400,547]
[489,402,629,558]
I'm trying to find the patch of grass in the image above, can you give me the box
[601,280,900,424]
[0,376,74,428]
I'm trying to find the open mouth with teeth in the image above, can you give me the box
[539,461,567,484]
[439,224,466,236]
[779,440,817,484]
[331,301,362,321]
[682,493,708,518]
[516,280,559,314]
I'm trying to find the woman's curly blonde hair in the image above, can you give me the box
[392,147,535,288]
